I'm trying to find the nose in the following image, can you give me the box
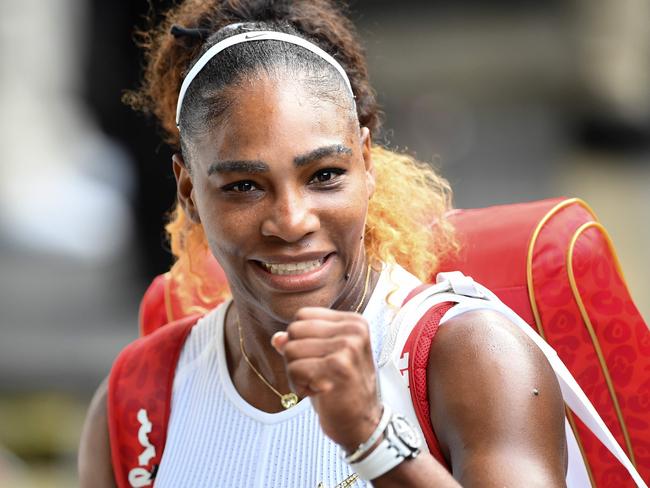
[260,189,320,242]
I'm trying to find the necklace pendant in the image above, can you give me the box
[280,392,298,409]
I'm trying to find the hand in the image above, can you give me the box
[271,307,382,453]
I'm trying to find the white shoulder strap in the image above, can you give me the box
[379,280,457,368]
[435,271,486,298]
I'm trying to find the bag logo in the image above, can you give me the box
[128,408,157,487]
[399,351,410,385]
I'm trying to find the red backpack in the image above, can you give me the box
[111,197,650,487]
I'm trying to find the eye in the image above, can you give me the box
[223,180,259,193]
[309,168,346,185]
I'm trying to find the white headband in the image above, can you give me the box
[175,30,354,128]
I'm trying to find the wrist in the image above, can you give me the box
[343,404,392,462]
[346,409,422,481]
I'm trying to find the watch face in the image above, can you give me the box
[392,416,422,450]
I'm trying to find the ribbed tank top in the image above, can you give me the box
[154,264,421,488]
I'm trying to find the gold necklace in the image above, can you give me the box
[237,264,372,410]
[318,473,359,488]
[237,317,300,409]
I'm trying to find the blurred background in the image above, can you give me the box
[0,0,648,485]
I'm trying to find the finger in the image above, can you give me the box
[285,357,335,397]
[294,306,360,321]
[286,353,355,395]
[287,318,368,341]
[283,336,363,363]
[286,319,345,340]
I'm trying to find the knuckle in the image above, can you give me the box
[338,327,368,353]
[337,335,362,354]
[348,319,369,338]
[335,335,351,351]
[326,353,352,376]
[312,379,334,393]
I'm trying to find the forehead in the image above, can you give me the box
[190,75,356,164]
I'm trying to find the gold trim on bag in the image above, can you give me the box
[526,198,598,340]
[526,198,597,486]
[567,221,637,467]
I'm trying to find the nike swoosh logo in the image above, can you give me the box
[244,33,265,39]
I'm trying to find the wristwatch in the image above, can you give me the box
[349,412,422,480]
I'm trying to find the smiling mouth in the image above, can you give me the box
[259,258,325,275]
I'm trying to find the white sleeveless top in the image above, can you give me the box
[154,264,593,487]
[154,264,421,488]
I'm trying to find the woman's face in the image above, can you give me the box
[175,75,374,323]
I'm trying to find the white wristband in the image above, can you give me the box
[348,412,422,481]
[344,404,392,463]
[349,437,403,480]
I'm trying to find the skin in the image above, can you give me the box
[78,378,115,488]
[79,72,567,487]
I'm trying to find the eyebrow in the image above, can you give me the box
[207,144,353,176]
[207,160,268,175]
[293,144,352,167]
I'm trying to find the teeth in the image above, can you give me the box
[262,259,324,275]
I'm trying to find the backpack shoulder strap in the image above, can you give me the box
[403,298,454,465]
[398,272,487,467]
[108,313,202,488]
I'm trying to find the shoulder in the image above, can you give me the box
[426,309,567,485]
[430,308,553,378]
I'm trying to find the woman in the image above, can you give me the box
[79,1,568,486]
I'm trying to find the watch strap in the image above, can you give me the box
[349,437,404,481]
[344,404,392,463]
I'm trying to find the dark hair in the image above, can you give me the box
[125,0,381,151]
[177,20,359,161]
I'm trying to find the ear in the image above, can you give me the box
[172,153,201,224]
[360,127,375,198]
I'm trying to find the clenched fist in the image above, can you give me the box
[271,307,382,453]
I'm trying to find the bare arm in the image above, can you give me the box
[428,310,568,487]
[78,377,117,488]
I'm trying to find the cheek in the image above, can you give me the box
[318,184,369,242]
[193,185,254,259]
[204,209,254,260]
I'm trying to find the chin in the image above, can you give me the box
[259,288,338,324]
